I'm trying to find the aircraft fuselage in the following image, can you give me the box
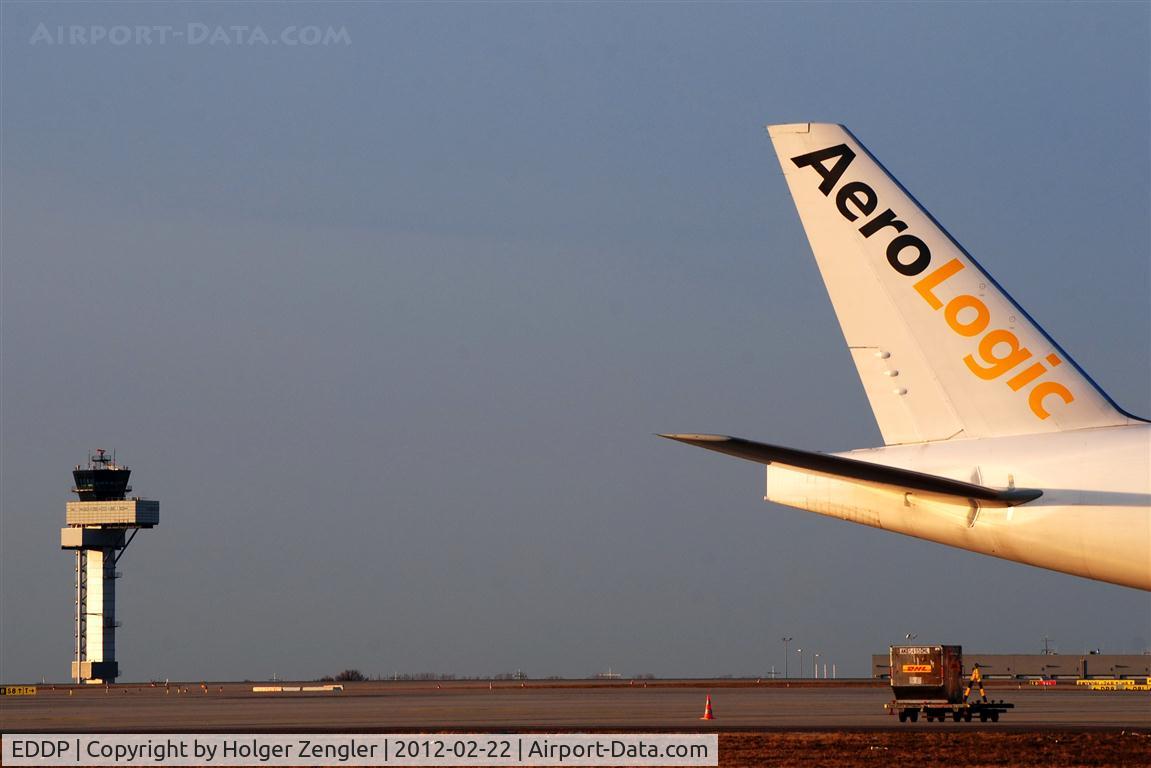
[764,424,1151,589]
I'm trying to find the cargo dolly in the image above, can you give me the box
[888,698,1015,723]
[886,644,1015,723]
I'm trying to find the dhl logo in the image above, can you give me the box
[902,664,933,673]
[791,144,1074,421]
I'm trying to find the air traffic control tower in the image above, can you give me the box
[60,450,159,683]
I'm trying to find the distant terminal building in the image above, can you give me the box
[872,652,1151,680]
[60,450,159,683]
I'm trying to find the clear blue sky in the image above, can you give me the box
[2,1,1148,682]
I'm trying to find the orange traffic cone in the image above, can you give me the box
[699,694,715,720]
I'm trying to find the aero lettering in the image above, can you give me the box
[791,144,1074,421]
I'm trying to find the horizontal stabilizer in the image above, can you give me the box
[660,433,1042,505]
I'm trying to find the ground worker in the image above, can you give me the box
[963,663,987,703]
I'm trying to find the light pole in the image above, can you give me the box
[813,653,820,679]
[797,648,804,679]
[781,637,793,679]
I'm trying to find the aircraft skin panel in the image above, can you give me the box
[767,123,1133,444]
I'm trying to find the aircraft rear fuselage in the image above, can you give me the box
[797,424,1151,589]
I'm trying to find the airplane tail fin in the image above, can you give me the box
[767,123,1138,444]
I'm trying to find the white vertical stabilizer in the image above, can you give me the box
[768,123,1134,444]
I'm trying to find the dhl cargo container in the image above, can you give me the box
[887,645,1014,723]
[890,645,964,704]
